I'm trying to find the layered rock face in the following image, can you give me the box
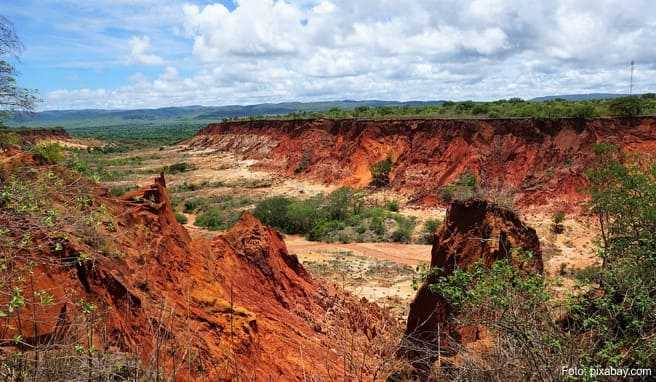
[400,199,543,376]
[189,117,656,211]
[0,151,389,380]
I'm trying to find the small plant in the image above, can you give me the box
[109,184,137,197]
[385,200,399,212]
[32,142,64,164]
[194,208,242,231]
[369,156,393,187]
[551,211,565,234]
[163,162,194,174]
[175,212,188,224]
[439,170,478,202]
[420,218,441,244]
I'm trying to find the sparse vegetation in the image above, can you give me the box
[439,170,479,202]
[175,212,188,224]
[420,218,441,244]
[551,211,566,234]
[180,195,252,231]
[109,184,137,197]
[162,161,195,174]
[370,156,393,187]
[416,145,656,378]
[31,142,64,164]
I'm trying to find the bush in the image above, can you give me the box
[175,212,188,224]
[608,96,642,116]
[285,199,321,233]
[420,218,441,244]
[369,157,393,187]
[183,197,208,213]
[439,170,478,202]
[32,142,64,164]
[385,200,400,212]
[109,184,137,197]
[0,131,20,147]
[552,211,565,224]
[163,162,194,174]
[252,197,292,231]
[194,208,241,230]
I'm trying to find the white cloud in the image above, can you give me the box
[129,36,165,65]
[41,0,656,109]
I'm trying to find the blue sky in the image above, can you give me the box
[2,0,655,110]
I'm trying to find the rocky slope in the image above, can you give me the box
[0,149,396,380]
[399,199,543,377]
[188,117,656,211]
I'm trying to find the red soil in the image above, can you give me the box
[0,151,393,380]
[189,117,656,211]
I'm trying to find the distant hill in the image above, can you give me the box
[530,93,631,102]
[8,100,444,127]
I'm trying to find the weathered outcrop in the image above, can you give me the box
[400,199,543,376]
[189,117,656,211]
[0,151,393,380]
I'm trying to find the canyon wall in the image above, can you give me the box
[189,117,656,211]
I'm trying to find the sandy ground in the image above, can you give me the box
[98,145,601,314]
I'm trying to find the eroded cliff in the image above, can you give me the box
[189,117,656,211]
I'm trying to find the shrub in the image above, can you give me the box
[552,211,565,224]
[385,200,400,212]
[109,184,136,197]
[369,156,393,187]
[252,197,292,231]
[391,227,411,243]
[285,199,321,233]
[420,218,441,244]
[439,170,478,202]
[32,142,64,164]
[175,212,188,224]
[0,131,20,147]
[183,197,208,213]
[608,96,642,116]
[194,208,241,230]
[551,211,565,234]
[163,162,194,174]
[326,187,360,220]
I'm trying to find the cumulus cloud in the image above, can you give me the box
[129,36,165,65]
[43,0,656,109]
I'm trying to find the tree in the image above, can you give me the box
[607,96,642,116]
[1,15,37,125]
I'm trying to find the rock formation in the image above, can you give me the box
[188,117,656,211]
[400,199,543,377]
[0,149,394,380]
